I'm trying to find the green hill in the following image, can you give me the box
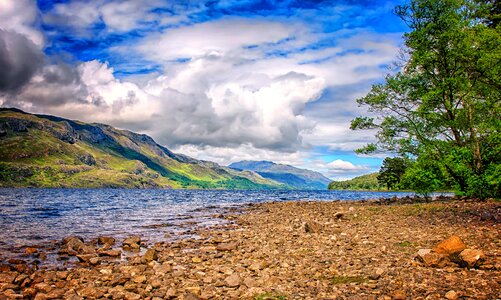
[328,173,385,191]
[0,108,284,189]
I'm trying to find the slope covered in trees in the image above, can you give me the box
[328,173,384,191]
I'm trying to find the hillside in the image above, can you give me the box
[229,160,331,190]
[0,108,285,189]
[328,173,384,191]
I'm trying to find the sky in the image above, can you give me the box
[0,0,408,180]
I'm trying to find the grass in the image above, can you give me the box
[331,275,367,285]
[254,293,287,300]
[394,240,413,247]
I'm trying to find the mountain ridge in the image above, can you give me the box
[0,108,285,189]
[228,160,331,190]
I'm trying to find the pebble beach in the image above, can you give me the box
[1,197,500,299]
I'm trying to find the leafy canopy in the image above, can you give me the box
[351,0,501,198]
[377,157,409,190]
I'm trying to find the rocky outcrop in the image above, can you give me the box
[416,235,486,269]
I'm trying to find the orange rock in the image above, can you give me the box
[459,249,485,268]
[432,235,466,256]
[423,252,449,267]
[24,247,38,254]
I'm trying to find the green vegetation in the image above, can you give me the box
[328,173,384,191]
[394,241,413,247]
[254,293,287,300]
[330,275,367,285]
[0,108,285,189]
[351,0,501,198]
[377,157,409,190]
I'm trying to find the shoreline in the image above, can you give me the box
[1,197,499,299]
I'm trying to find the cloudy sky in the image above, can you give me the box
[0,0,407,180]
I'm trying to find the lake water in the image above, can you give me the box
[0,189,416,256]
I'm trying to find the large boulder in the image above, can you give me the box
[432,235,466,256]
[459,249,485,268]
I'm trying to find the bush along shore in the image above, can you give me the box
[0,197,499,299]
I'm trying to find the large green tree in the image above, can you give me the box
[351,0,500,198]
[377,157,408,190]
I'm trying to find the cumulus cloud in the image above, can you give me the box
[328,159,367,171]
[0,0,44,47]
[0,30,44,92]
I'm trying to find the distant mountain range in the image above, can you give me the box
[0,108,285,189]
[228,160,332,190]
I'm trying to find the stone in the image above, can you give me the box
[143,248,157,262]
[182,293,201,300]
[46,288,66,299]
[192,256,203,263]
[432,235,466,256]
[123,236,141,248]
[76,254,97,263]
[369,268,385,280]
[34,283,52,293]
[89,257,101,265]
[392,290,406,300]
[243,277,257,288]
[416,248,432,261]
[334,212,344,219]
[185,286,201,296]
[98,249,121,257]
[166,287,177,298]
[34,293,49,300]
[445,290,458,300]
[132,275,147,284]
[216,242,238,251]
[303,221,322,233]
[225,273,241,287]
[98,236,116,246]
[24,247,38,254]
[150,278,162,289]
[124,292,141,300]
[153,263,172,275]
[459,249,485,268]
[0,272,17,283]
[423,252,449,267]
[62,236,84,245]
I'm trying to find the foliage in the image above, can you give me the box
[328,173,384,191]
[377,157,409,190]
[351,0,501,198]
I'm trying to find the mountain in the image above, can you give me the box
[228,160,332,190]
[0,108,285,189]
[328,173,384,191]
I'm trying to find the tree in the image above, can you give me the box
[377,157,408,190]
[351,0,501,198]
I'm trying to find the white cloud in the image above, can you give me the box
[328,159,367,171]
[0,0,44,47]
[43,0,167,35]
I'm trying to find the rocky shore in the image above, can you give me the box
[0,198,500,299]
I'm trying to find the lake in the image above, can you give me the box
[0,189,416,255]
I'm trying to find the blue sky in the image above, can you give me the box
[0,0,408,179]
